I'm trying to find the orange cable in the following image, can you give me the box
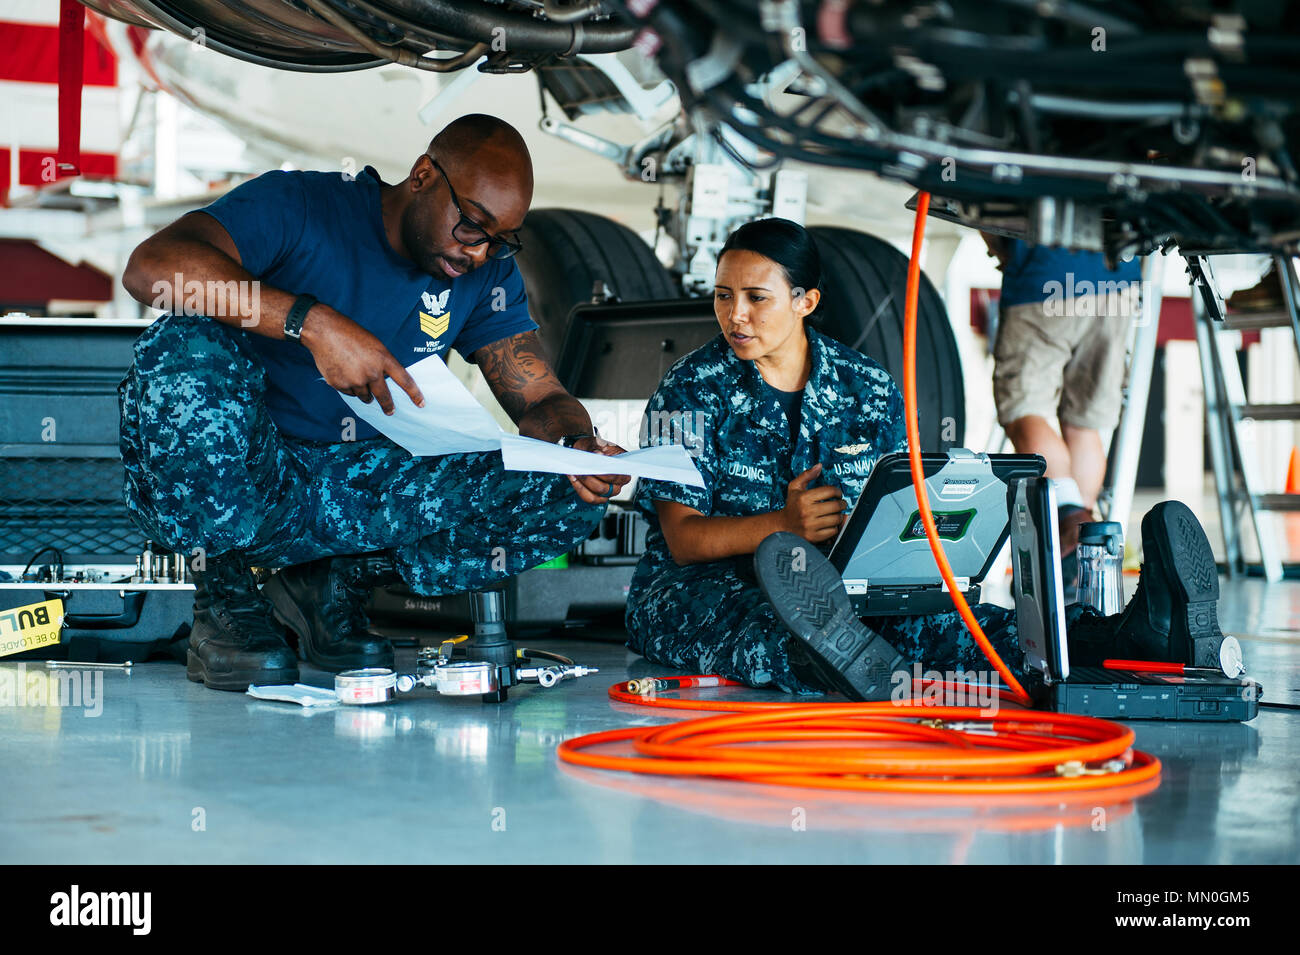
[902,191,1033,706]
[557,681,1160,794]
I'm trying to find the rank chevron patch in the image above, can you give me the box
[420,310,451,338]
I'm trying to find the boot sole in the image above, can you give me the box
[754,532,903,701]
[1143,500,1224,666]
[262,573,395,674]
[186,650,299,692]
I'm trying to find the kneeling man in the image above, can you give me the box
[119,115,628,690]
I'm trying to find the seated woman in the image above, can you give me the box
[624,217,1227,699]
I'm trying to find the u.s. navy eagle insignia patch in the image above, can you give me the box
[420,288,452,339]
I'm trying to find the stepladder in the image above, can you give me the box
[1188,252,1300,582]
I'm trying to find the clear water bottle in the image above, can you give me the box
[1076,521,1125,615]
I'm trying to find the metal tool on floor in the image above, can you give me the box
[390,646,597,698]
[335,667,398,704]
[329,650,597,705]
[333,588,598,705]
[46,660,134,670]
[429,588,598,702]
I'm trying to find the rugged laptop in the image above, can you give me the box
[828,449,1044,616]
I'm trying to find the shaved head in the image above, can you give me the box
[428,113,531,171]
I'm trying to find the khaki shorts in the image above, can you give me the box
[993,293,1133,431]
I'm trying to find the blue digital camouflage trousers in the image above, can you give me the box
[117,313,605,594]
[626,558,1096,695]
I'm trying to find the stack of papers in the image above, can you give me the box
[337,356,704,488]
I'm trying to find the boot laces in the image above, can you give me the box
[207,564,277,634]
[334,561,385,633]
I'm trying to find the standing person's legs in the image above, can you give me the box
[1061,424,1106,508]
[1003,416,1072,477]
[994,298,1104,561]
[1059,293,1132,505]
[993,300,1084,478]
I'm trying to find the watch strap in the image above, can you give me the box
[284,294,318,342]
[559,428,599,448]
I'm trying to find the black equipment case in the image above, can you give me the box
[0,317,194,661]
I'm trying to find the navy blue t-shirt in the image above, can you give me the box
[1000,239,1142,309]
[200,166,536,442]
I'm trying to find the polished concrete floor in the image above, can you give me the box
[3,577,1298,865]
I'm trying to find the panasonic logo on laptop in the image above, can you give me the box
[938,477,979,499]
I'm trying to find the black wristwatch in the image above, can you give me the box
[559,428,599,448]
[284,293,318,343]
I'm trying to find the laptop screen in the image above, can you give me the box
[830,450,1045,589]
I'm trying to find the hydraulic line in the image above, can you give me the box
[298,0,488,71]
[519,647,576,666]
[380,0,637,53]
[561,690,1161,794]
[557,193,1161,795]
[903,191,1032,707]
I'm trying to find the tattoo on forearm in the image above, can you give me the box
[474,332,554,420]
[474,332,592,440]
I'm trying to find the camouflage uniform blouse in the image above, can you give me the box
[631,325,908,585]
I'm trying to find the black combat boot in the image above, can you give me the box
[187,554,299,691]
[1114,500,1228,667]
[262,552,399,672]
[1067,500,1228,668]
[754,531,905,701]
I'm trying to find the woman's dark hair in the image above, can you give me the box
[717,217,822,312]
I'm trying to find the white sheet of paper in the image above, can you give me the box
[337,355,502,456]
[334,357,704,487]
[499,434,705,488]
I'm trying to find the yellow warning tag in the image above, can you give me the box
[0,598,64,658]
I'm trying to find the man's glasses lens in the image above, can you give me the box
[453,219,521,259]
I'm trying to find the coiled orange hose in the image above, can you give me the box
[560,688,1160,793]
[556,191,1159,795]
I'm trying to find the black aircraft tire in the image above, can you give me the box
[514,208,679,360]
[809,225,965,450]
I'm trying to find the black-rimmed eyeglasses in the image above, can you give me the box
[428,155,523,260]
